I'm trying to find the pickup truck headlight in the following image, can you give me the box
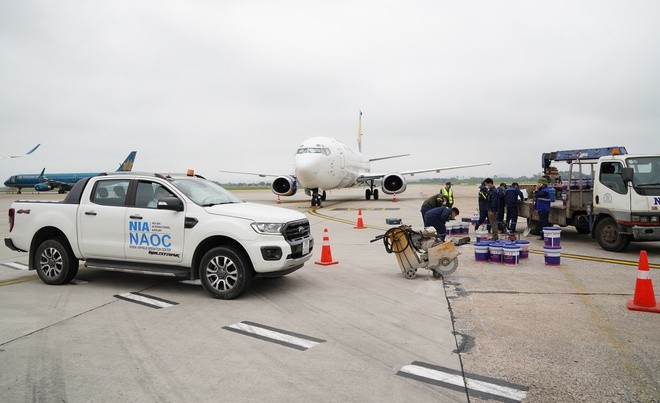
[251,222,284,235]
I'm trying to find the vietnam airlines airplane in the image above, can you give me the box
[0,144,40,159]
[4,151,137,194]
[221,133,490,207]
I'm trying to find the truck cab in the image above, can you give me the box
[519,147,660,252]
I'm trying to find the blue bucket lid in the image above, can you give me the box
[544,227,561,231]
[474,241,491,246]
[489,242,504,248]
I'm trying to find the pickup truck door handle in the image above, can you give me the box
[130,215,143,220]
[85,211,97,216]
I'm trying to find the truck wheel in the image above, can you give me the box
[34,238,79,285]
[199,246,253,299]
[527,219,541,236]
[595,217,631,252]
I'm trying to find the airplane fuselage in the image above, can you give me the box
[294,137,370,191]
[4,173,100,189]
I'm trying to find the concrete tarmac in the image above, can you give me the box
[0,185,658,402]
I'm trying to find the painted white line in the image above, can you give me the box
[2,262,29,270]
[115,292,177,309]
[225,322,323,350]
[399,364,527,402]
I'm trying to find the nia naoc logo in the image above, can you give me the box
[654,197,660,205]
[129,221,172,248]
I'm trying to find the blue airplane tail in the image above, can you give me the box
[117,151,137,172]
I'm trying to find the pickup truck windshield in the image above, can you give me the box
[170,177,243,206]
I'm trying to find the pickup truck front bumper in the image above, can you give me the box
[4,238,27,253]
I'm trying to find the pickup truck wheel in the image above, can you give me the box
[34,238,79,285]
[595,217,631,252]
[200,246,253,299]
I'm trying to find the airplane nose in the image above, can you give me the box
[295,155,323,185]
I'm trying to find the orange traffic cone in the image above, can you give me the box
[315,228,338,266]
[392,192,397,203]
[354,209,366,229]
[627,250,660,313]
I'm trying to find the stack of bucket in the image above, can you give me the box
[473,240,521,266]
[543,227,561,265]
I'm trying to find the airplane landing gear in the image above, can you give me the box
[365,181,379,200]
[310,190,326,207]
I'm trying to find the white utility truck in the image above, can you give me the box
[5,171,314,299]
[518,147,660,252]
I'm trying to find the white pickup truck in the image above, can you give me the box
[5,171,314,299]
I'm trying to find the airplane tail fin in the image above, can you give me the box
[27,144,41,155]
[116,151,137,172]
[357,110,363,153]
[38,168,46,181]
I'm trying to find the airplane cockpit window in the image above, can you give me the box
[296,147,331,156]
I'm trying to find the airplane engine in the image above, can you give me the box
[381,173,407,195]
[34,183,53,192]
[271,176,297,196]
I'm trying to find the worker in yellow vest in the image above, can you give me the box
[440,181,454,207]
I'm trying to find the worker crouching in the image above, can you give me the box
[424,206,460,241]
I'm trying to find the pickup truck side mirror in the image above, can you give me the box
[157,196,184,212]
[622,167,634,183]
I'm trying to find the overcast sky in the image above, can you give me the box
[2,0,659,186]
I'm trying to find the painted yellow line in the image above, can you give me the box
[529,249,659,269]
[0,275,38,287]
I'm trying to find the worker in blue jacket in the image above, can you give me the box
[475,181,490,232]
[484,178,500,240]
[424,206,459,241]
[534,177,552,239]
[497,183,507,231]
[504,182,524,232]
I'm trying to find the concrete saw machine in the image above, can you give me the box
[371,225,460,279]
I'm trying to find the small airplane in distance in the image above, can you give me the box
[0,144,40,159]
[221,113,490,206]
[4,151,137,194]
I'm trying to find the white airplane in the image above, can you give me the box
[221,114,490,206]
[0,144,40,159]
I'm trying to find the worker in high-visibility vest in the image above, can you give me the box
[440,181,454,207]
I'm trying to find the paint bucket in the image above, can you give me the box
[476,229,489,242]
[447,221,458,237]
[544,247,562,266]
[460,222,469,235]
[543,227,561,248]
[515,240,530,259]
[474,241,490,262]
[489,242,503,263]
[502,243,520,265]
[471,213,479,227]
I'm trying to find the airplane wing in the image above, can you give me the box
[368,153,410,162]
[218,170,288,179]
[357,162,491,181]
[0,144,40,159]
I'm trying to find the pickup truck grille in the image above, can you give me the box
[283,220,311,242]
